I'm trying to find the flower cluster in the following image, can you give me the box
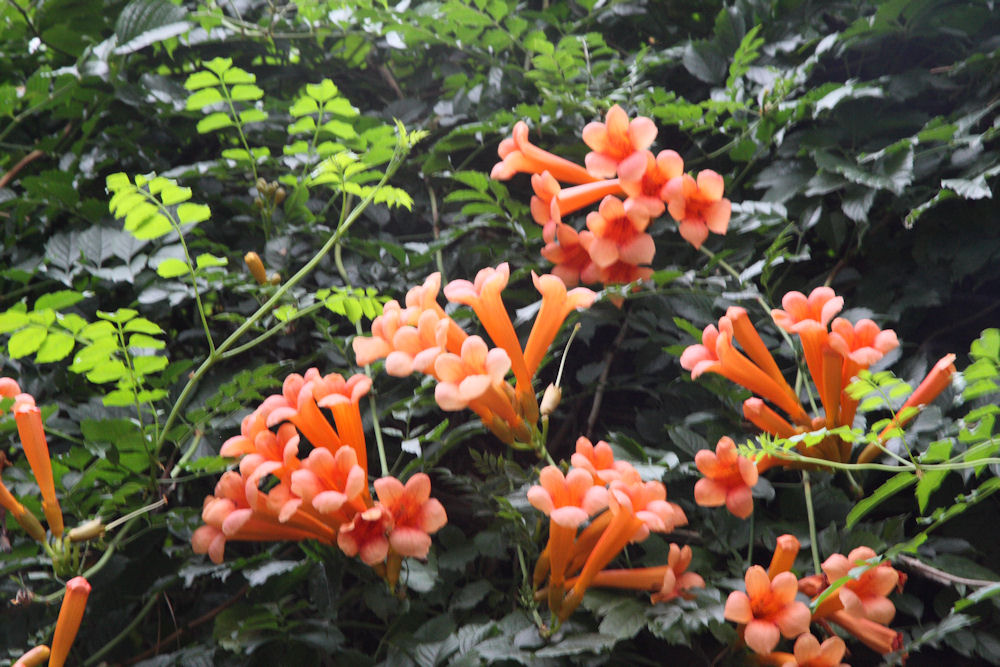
[528,437,697,622]
[353,264,595,449]
[725,535,903,663]
[191,368,447,588]
[0,378,63,543]
[680,288,957,517]
[491,105,731,290]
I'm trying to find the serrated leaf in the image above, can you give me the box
[114,0,188,54]
[196,112,234,133]
[177,203,211,225]
[35,290,84,311]
[34,331,75,363]
[9,326,47,358]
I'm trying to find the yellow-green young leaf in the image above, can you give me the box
[133,355,168,374]
[97,308,138,324]
[274,304,297,322]
[229,84,264,101]
[132,214,173,239]
[35,331,75,363]
[87,359,129,384]
[79,320,116,341]
[197,112,234,133]
[290,97,320,117]
[128,333,165,349]
[28,308,55,327]
[109,190,145,217]
[35,290,84,311]
[156,258,190,278]
[136,388,168,402]
[344,298,362,323]
[69,339,117,372]
[195,253,227,269]
[203,57,233,76]
[123,201,158,230]
[105,172,131,191]
[177,203,211,225]
[322,98,356,116]
[58,313,88,334]
[184,70,220,90]
[9,326,47,358]
[123,317,164,334]
[102,389,137,407]
[221,67,254,84]
[320,119,357,138]
[305,79,339,102]
[184,88,225,111]
[0,310,29,333]
[160,184,192,205]
[283,140,310,155]
[288,116,316,134]
[222,148,250,162]
[238,109,268,124]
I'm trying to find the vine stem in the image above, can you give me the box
[802,471,821,574]
[83,591,161,666]
[156,139,411,456]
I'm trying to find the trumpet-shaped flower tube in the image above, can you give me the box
[767,534,801,579]
[522,273,596,378]
[828,608,902,655]
[0,477,46,542]
[315,373,372,478]
[49,576,91,667]
[492,121,597,184]
[828,317,899,428]
[772,288,843,417]
[724,566,811,655]
[582,104,657,179]
[13,398,63,537]
[13,645,50,667]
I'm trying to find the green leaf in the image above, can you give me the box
[35,331,75,363]
[97,308,138,324]
[186,87,224,110]
[9,326,47,358]
[114,0,189,55]
[846,472,918,529]
[915,439,953,513]
[133,355,168,374]
[196,112,234,133]
[35,290,84,311]
[128,333,165,349]
[184,70,219,91]
[123,318,164,334]
[86,359,129,384]
[203,57,233,76]
[177,203,211,225]
[229,84,264,101]
[0,309,30,333]
[160,184,192,205]
[156,258,189,278]
[238,109,268,124]
[955,581,1000,612]
[195,253,228,269]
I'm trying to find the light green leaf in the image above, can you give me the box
[185,87,223,110]
[229,84,264,101]
[35,290,84,311]
[0,310,29,333]
[133,355,168,374]
[177,203,211,225]
[238,109,268,124]
[195,253,227,269]
[221,68,254,84]
[35,331,75,363]
[156,257,189,279]
[184,70,219,91]
[97,308,138,324]
[160,184,192,205]
[196,112,234,133]
[203,57,233,76]
[123,317,164,334]
[9,326,47,359]
[87,359,129,384]
[128,334,165,349]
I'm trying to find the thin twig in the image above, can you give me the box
[0,149,43,188]
[585,310,629,438]
[896,553,997,588]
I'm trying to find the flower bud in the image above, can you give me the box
[68,518,105,543]
[540,383,561,416]
[13,645,50,667]
[50,577,91,667]
[244,252,267,285]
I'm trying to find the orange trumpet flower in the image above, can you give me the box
[13,398,63,537]
[49,576,91,667]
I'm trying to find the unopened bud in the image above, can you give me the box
[274,187,286,205]
[517,387,539,424]
[68,518,105,543]
[268,272,281,285]
[255,177,267,193]
[13,645,50,667]
[244,252,267,285]
[540,384,561,416]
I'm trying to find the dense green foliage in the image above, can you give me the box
[1,0,999,664]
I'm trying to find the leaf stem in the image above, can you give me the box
[802,471,821,574]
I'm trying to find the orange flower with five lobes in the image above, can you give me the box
[757,633,850,667]
[570,436,634,484]
[693,436,759,519]
[582,195,656,270]
[828,317,899,429]
[581,104,658,179]
[662,169,731,249]
[815,547,899,625]
[541,221,593,288]
[724,565,812,655]
[617,149,684,227]
[49,576,91,667]
[374,473,448,560]
[290,445,369,517]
